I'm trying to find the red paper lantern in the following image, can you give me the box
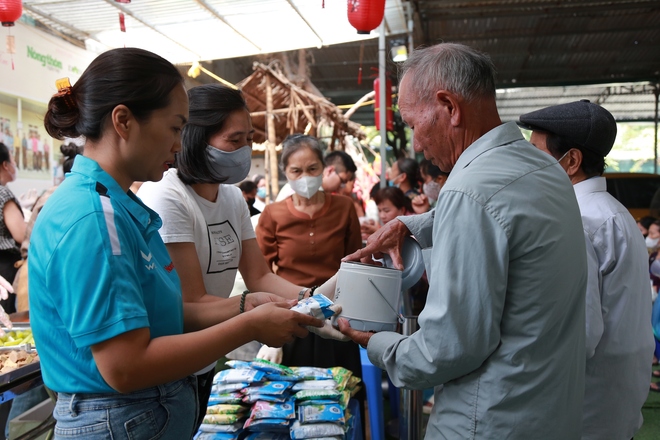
[347,0,385,35]
[374,76,393,131]
[0,0,22,27]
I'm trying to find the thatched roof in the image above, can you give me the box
[238,62,365,149]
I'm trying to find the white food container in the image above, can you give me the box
[333,261,403,332]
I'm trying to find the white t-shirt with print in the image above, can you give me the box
[138,169,255,298]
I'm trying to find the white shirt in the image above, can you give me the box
[369,123,588,439]
[275,182,294,202]
[138,169,255,299]
[574,176,654,440]
[138,169,258,371]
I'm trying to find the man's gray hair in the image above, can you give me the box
[400,43,496,102]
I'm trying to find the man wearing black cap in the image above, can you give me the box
[519,100,654,440]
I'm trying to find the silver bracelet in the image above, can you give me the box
[298,288,309,301]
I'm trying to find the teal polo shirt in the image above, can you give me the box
[29,156,183,394]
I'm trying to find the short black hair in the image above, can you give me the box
[239,180,257,193]
[420,159,448,180]
[325,150,356,174]
[545,131,606,177]
[639,216,656,229]
[369,182,382,200]
[0,142,9,164]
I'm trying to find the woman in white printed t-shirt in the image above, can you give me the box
[137,83,338,432]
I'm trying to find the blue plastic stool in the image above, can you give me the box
[387,376,400,419]
[360,346,385,440]
[347,398,364,440]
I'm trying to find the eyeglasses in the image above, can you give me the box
[335,171,348,185]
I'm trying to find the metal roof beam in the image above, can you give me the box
[101,0,202,59]
[419,0,660,20]
[23,4,103,45]
[192,0,261,52]
[446,24,660,42]
[285,0,323,47]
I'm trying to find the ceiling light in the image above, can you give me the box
[391,44,408,62]
[389,38,408,63]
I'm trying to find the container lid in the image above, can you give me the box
[340,260,401,273]
[381,236,425,290]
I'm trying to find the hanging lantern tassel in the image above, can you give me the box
[6,33,14,70]
[0,0,23,69]
[357,41,364,85]
[119,12,126,32]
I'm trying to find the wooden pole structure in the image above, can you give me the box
[265,74,280,198]
[654,84,659,175]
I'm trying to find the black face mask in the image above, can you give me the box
[247,198,255,207]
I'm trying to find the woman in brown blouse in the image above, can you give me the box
[256,133,363,376]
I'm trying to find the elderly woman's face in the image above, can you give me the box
[284,146,324,181]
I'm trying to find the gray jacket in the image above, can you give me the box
[368,122,587,439]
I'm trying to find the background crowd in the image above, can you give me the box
[0,42,653,440]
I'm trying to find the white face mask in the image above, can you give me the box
[646,236,659,249]
[423,181,442,204]
[289,174,323,199]
[557,151,569,163]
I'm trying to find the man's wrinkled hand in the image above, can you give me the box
[337,318,374,348]
[343,219,410,270]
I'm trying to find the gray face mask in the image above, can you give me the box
[205,145,251,184]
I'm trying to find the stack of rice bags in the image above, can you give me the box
[288,365,361,440]
[195,358,361,440]
[194,362,260,439]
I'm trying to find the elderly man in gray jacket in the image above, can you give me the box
[340,43,588,439]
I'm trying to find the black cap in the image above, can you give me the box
[517,100,617,157]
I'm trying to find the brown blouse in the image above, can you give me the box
[256,194,362,286]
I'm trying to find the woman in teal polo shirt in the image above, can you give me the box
[30,47,321,439]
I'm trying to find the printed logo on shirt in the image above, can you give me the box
[141,250,155,270]
[206,220,240,274]
[164,261,175,273]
